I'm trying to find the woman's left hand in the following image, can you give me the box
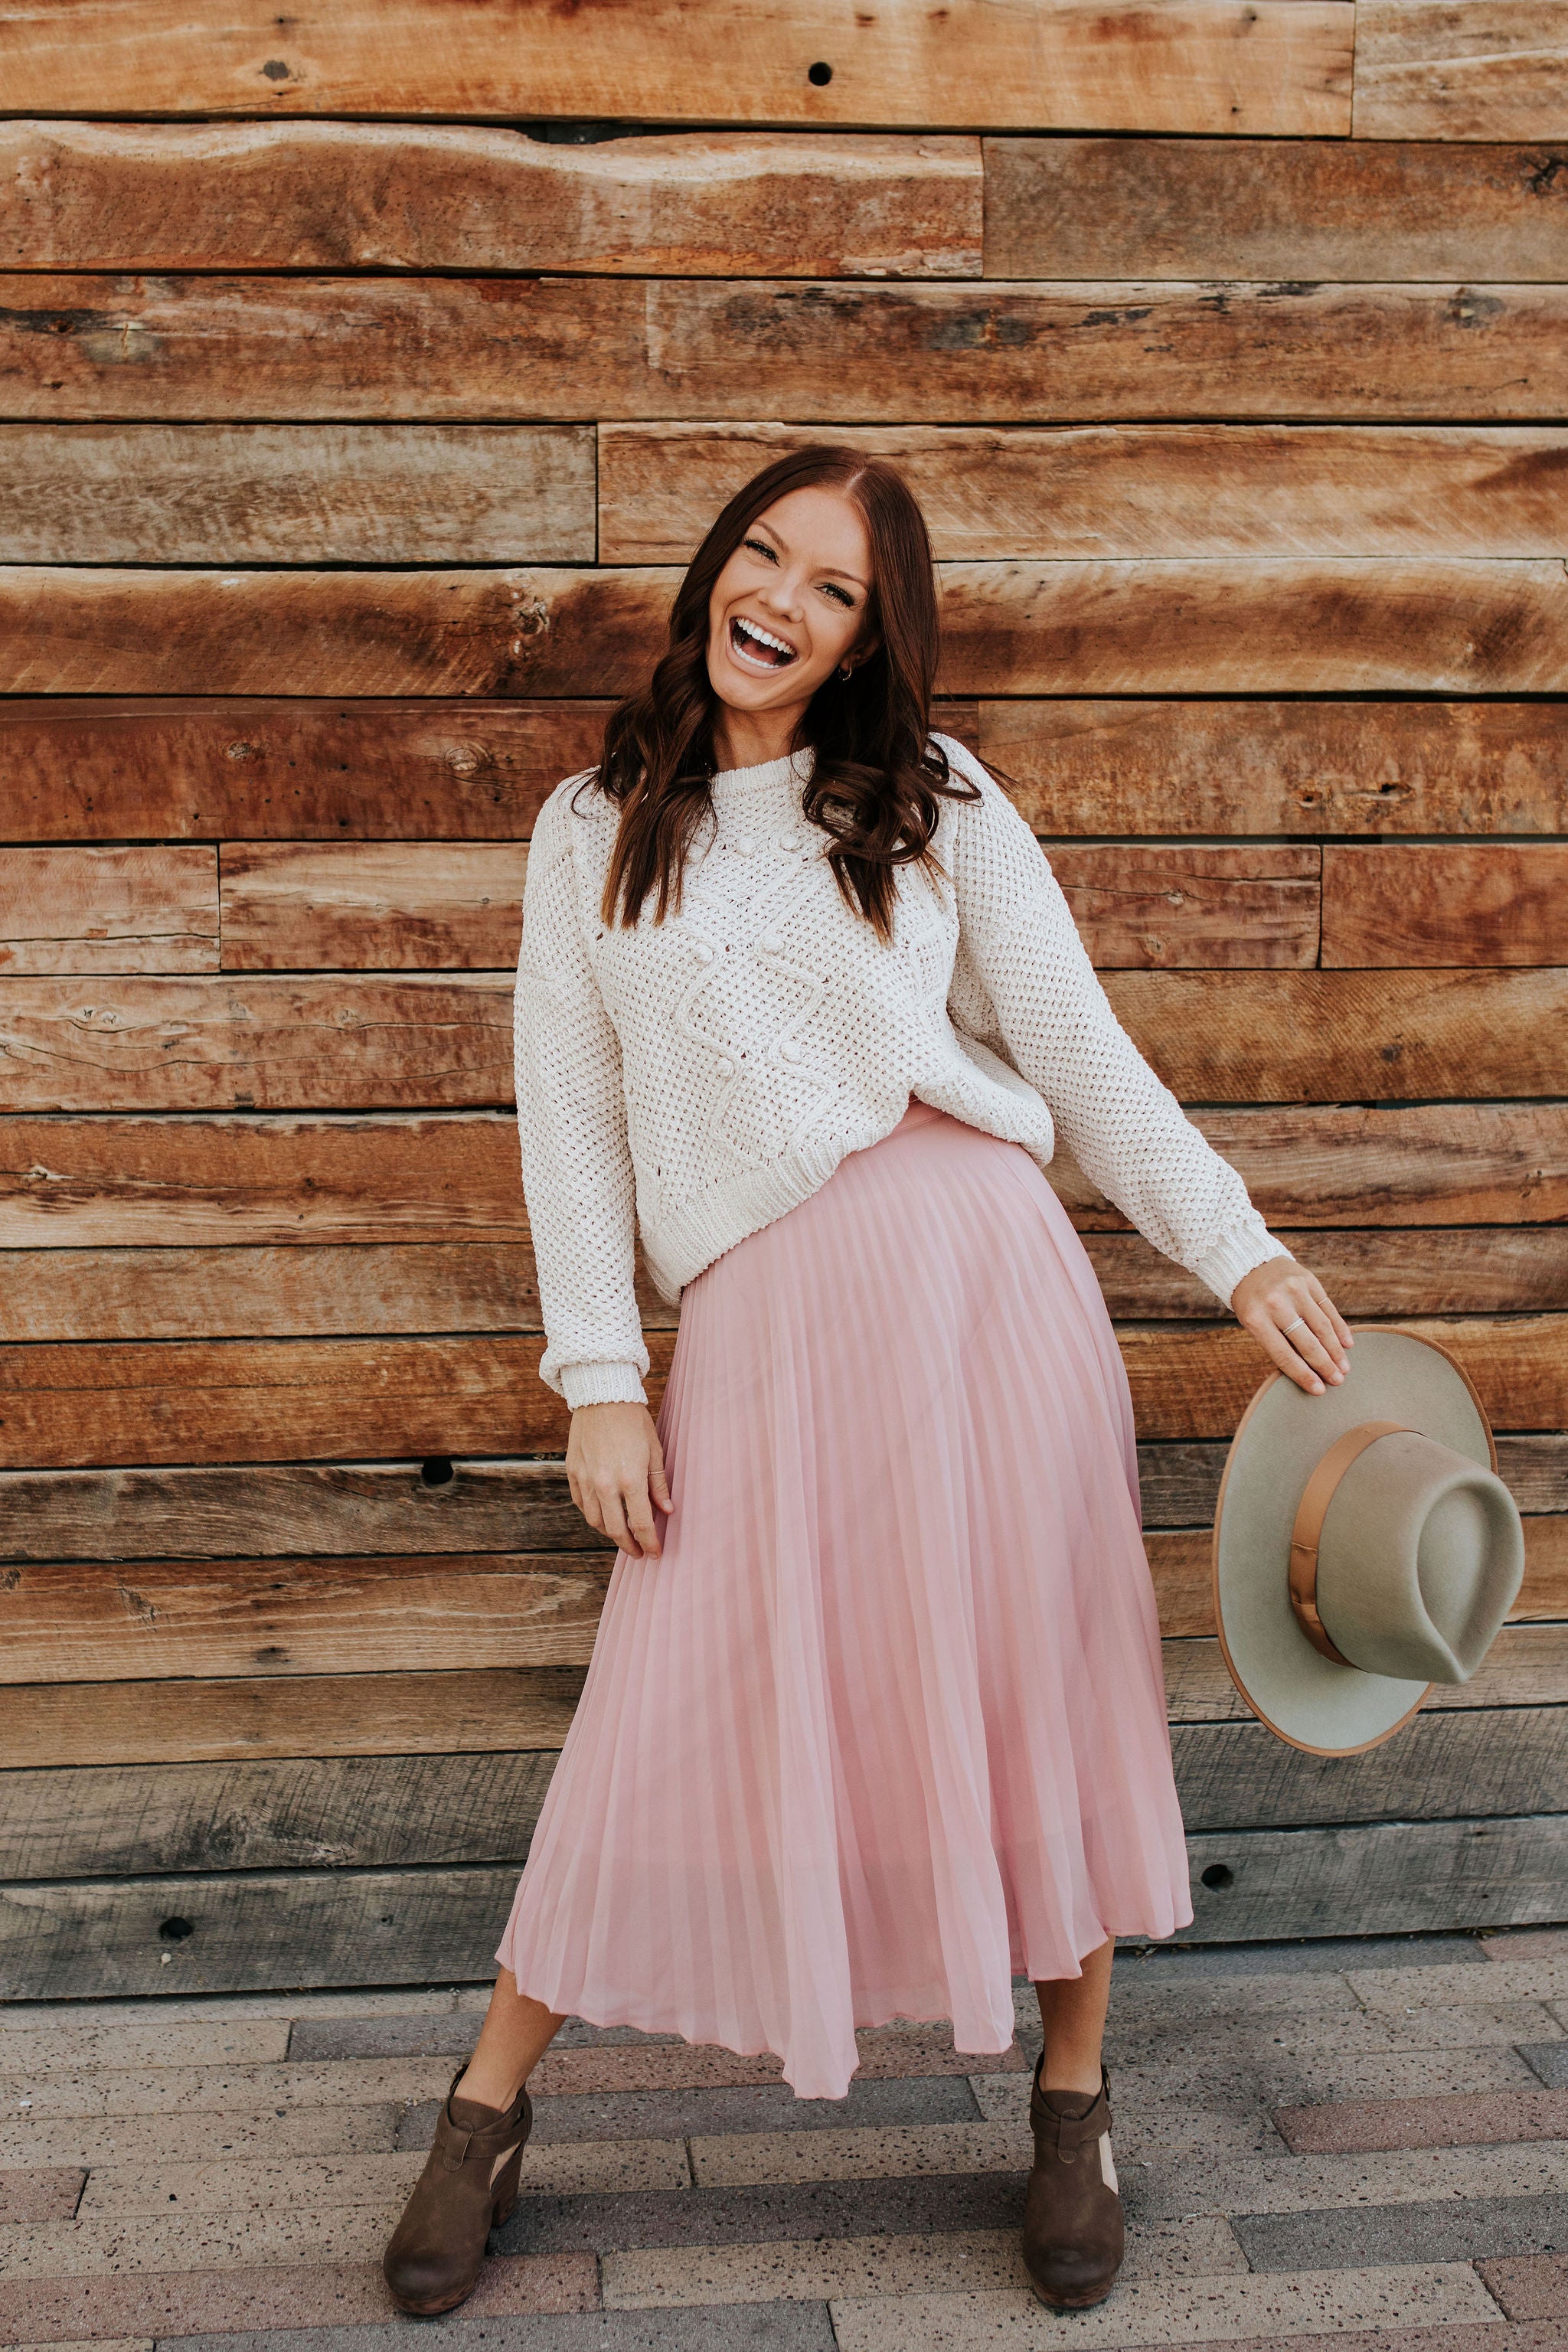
[1230,1256,1353,1396]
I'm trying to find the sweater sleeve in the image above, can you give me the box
[514,782,650,1409]
[936,737,1291,1309]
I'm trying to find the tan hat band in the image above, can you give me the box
[1288,1419,1411,1664]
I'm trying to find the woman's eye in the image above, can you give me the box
[822,583,854,607]
[743,537,776,562]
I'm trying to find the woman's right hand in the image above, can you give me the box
[566,1402,672,1559]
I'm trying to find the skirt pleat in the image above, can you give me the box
[496,1099,1193,2099]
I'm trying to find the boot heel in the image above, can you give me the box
[490,2138,527,2229]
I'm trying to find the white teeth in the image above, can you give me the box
[733,616,795,660]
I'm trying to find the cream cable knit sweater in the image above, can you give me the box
[514,733,1287,1408]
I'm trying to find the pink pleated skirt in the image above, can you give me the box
[496,1099,1193,2098]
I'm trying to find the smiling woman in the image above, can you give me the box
[381,443,1351,2321]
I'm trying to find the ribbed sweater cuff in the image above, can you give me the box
[1194,1221,1295,1311]
[560,1361,648,1410]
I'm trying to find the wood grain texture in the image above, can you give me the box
[1102,969,1568,1102]
[5,1102,1562,1258]
[0,425,594,564]
[0,1114,525,1250]
[0,1751,558,1880]
[1322,845,1568,968]
[6,1227,1560,1344]
[1050,846,1319,969]
[0,848,217,975]
[982,698,1568,838]
[984,134,1568,280]
[10,562,1568,697]
[8,276,1561,424]
[215,841,1313,973]
[1145,1513,1565,1638]
[0,1555,612,1684]
[0,1436,1559,1565]
[600,423,1568,563]
[219,844,528,972]
[1165,1624,1568,1723]
[0,1459,604,1565]
[1082,1226,1568,1319]
[0,123,982,276]
[0,1318,1557,1468]
[1118,1315,1568,1441]
[3,694,1552,844]
[0,3,1354,133]
[1354,1,1568,139]
[1172,1707,1568,1830]
[2,1670,583,1772]
[0,699,614,844]
[0,975,513,1113]
[2,969,1562,1115]
[0,1860,541,1998]
[0,1331,649,1468]
[1180,1813,1568,1942]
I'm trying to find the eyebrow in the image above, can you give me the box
[750,522,869,592]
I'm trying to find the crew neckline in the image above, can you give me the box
[709,745,815,793]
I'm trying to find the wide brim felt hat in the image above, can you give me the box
[1211,1328,1525,1757]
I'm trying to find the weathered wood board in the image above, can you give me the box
[0,1554,612,1683]
[5,1812,1563,1999]
[5,1668,587,1772]
[599,423,1568,563]
[1165,1624,1568,1723]
[984,136,1568,280]
[1,1317,1560,1468]
[1,1436,1561,1565]
[1354,2,1568,139]
[1321,844,1568,967]
[0,848,217,975]
[218,843,529,972]
[3,696,1559,843]
[0,425,595,565]
[0,3,1355,132]
[10,560,1568,698]
[5,1103,1563,1256]
[7,279,1561,424]
[0,124,982,276]
[6,1708,1562,1880]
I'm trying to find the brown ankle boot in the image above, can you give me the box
[382,2067,533,2316]
[1021,2059,1124,2309]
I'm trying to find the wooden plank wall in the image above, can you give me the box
[2,0,1566,1997]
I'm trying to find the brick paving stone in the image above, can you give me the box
[1521,2047,1568,2090]
[0,2027,290,2079]
[1273,2089,1568,2153]
[1353,1962,1568,2012]
[81,2138,688,2218]
[1233,2190,1568,2269]
[529,2076,982,2145]
[0,2183,80,2230]
[1478,2249,1568,2318]
[1482,1930,1568,1965]
[827,2259,1501,2348]
[5,2339,154,2351]
[157,2311,838,2351]
[1105,2006,1562,2066]
[0,2060,452,2122]
[0,2253,596,2345]
[1132,2141,1568,2223]
[600,2217,1246,2308]
[0,2109,400,2174]
[970,2072,1289,2161]
[0,2212,419,2282]
[283,2017,476,2063]
[532,2030,1026,2096]
[1266,2050,1542,2104]
[1106,1978,1361,2025]
[0,1994,465,2034]
[691,2120,1030,2190]
[492,2170,1034,2256]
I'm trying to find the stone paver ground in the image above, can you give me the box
[2,1926,1566,2350]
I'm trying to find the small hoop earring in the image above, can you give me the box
[838,662,854,681]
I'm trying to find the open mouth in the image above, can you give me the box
[729,614,799,671]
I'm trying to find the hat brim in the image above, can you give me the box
[1211,1328,1497,1756]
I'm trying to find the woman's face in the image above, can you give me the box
[705,485,877,720]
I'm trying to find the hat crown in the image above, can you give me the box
[1314,1429,1524,1684]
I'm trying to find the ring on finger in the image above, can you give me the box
[1282,1315,1308,1336]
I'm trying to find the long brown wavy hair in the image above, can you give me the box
[583,445,980,943]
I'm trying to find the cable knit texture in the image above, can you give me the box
[514,733,1288,1407]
